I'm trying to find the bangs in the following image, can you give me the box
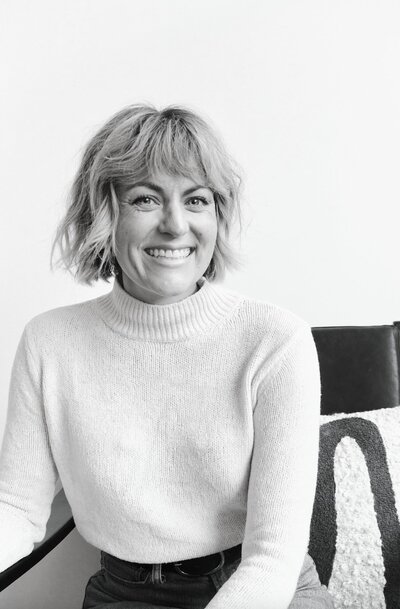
[106,112,229,198]
[147,120,208,182]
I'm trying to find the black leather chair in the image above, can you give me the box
[1,321,399,593]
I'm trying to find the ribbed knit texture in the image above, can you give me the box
[0,276,321,609]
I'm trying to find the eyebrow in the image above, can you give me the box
[129,181,210,196]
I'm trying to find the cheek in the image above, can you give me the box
[115,219,143,251]
[204,216,218,249]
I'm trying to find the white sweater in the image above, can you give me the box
[0,276,321,609]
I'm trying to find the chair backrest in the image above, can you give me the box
[311,321,400,414]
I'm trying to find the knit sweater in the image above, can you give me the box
[0,276,321,609]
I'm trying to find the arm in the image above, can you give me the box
[205,324,321,609]
[0,323,59,573]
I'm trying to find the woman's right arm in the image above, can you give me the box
[0,323,59,573]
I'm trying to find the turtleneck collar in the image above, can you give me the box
[96,276,243,342]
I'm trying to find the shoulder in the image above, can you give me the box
[218,283,311,343]
[226,294,320,401]
[216,285,316,384]
[22,294,102,353]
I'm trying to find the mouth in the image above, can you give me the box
[144,247,195,259]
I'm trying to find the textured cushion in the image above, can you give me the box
[308,405,400,609]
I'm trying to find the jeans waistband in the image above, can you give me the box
[102,543,242,578]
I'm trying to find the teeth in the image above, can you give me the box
[147,248,192,258]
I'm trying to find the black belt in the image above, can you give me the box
[108,543,242,578]
[165,543,242,577]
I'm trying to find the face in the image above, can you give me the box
[114,171,218,305]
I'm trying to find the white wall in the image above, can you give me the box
[1,1,399,607]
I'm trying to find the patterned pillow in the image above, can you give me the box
[308,405,400,609]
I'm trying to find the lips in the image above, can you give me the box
[144,247,195,262]
[144,247,195,258]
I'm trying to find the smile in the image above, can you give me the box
[144,248,194,259]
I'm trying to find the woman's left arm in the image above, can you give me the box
[205,324,321,609]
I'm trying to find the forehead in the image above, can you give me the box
[120,169,213,194]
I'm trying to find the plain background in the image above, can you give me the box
[1,1,399,607]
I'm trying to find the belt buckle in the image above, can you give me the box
[173,551,225,577]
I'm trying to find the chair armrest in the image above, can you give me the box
[0,489,75,592]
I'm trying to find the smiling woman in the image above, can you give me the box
[0,103,334,609]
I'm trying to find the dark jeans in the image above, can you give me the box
[82,550,335,609]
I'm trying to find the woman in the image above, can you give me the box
[0,104,334,608]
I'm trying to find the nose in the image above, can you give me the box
[158,200,188,236]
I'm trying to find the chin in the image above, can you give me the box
[152,281,198,301]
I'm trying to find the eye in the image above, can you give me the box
[129,195,159,208]
[186,196,210,208]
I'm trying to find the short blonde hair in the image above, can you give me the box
[50,103,244,284]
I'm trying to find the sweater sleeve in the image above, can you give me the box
[205,323,321,609]
[0,323,59,573]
